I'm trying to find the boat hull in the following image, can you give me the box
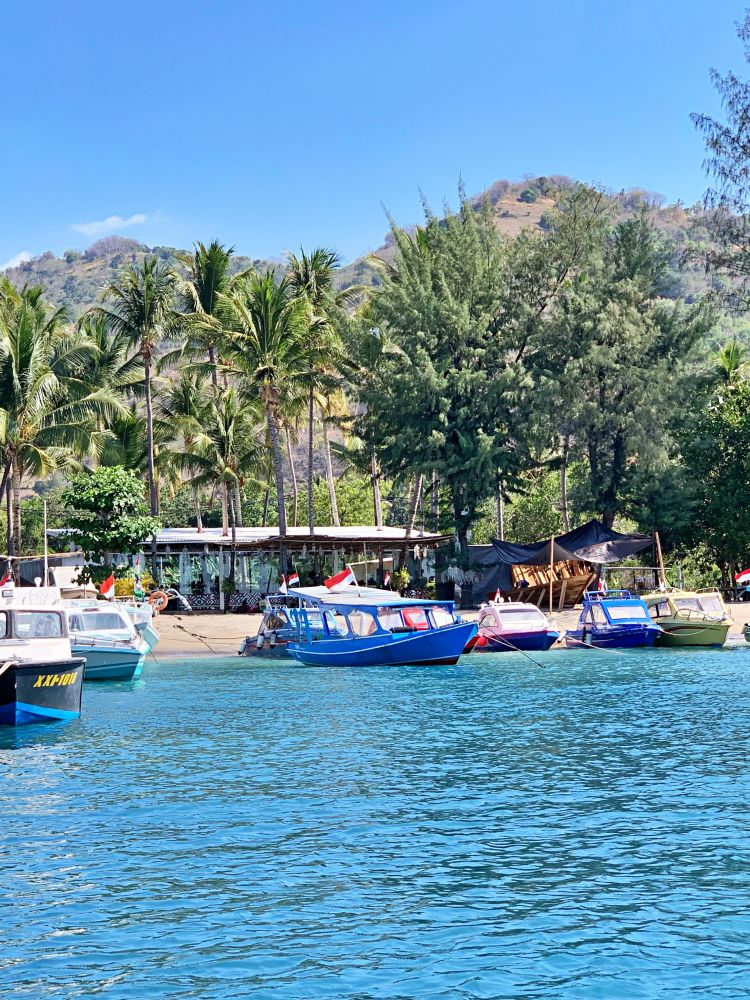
[653,620,730,647]
[73,645,145,681]
[470,629,560,653]
[288,620,477,667]
[565,626,659,649]
[0,658,85,726]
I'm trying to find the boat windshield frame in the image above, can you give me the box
[292,600,457,641]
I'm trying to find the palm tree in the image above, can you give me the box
[717,339,747,384]
[286,246,356,535]
[220,270,313,574]
[156,371,213,530]
[181,388,262,591]
[176,240,234,387]
[95,257,180,514]
[0,279,123,551]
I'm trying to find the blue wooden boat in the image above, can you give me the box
[565,590,661,649]
[285,586,477,667]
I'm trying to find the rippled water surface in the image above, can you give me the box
[3,648,750,998]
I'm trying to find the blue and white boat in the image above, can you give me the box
[565,590,661,649]
[285,585,476,667]
[116,599,160,653]
[64,601,150,681]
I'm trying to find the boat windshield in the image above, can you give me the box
[16,611,64,638]
[605,603,649,622]
[347,610,379,636]
[430,606,455,628]
[498,608,545,628]
[73,612,128,632]
[675,596,724,618]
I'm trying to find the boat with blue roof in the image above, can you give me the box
[284,584,476,667]
[565,589,661,649]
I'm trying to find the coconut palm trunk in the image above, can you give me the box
[431,470,440,531]
[221,484,229,536]
[234,484,244,528]
[307,385,315,536]
[322,417,340,527]
[398,475,423,569]
[266,405,289,575]
[12,460,21,554]
[193,488,204,532]
[371,452,383,528]
[144,357,158,515]
[286,428,299,528]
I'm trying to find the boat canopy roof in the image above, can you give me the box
[287,585,452,610]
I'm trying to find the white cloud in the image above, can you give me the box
[71,212,151,238]
[0,250,32,271]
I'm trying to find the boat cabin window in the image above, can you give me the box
[499,607,545,628]
[402,608,429,630]
[0,612,7,638]
[649,600,670,620]
[347,610,379,636]
[16,611,63,638]
[675,595,724,617]
[591,605,608,625]
[478,612,497,629]
[77,612,127,631]
[378,608,406,632]
[323,610,349,637]
[605,603,649,622]
[430,606,455,628]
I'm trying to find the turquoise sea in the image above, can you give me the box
[3,648,750,999]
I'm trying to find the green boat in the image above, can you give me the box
[644,590,732,647]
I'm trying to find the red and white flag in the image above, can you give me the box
[99,573,115,600]
[324,565,357,590]
[493,589,501,602]
[0,569,13,587]
[736,568,750,585]
[279,574,288,595]
[288,570,300,587]
[384,571,391,588]
[598,576,607,593]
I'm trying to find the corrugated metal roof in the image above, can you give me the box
[152,526,449,546]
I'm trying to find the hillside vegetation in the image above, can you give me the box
[2,176,729,319]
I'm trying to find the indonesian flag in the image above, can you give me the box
[493,589,501,602]
[99,573,115,599]
[0,569,13,587]
[384,571,391,588]
[279,574,288,595]
[598,576,607,593]
[736,568,750,585]
[288,570,300,587]
[324,565,357,590]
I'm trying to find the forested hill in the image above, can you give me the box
[0,175,727,317]
[0,237,273,319]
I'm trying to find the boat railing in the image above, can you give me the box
[71,635,138,650]
[584,589,633,601]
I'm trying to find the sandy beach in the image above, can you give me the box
[149,601,750,657]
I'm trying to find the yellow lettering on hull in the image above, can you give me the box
[32,671,77,688]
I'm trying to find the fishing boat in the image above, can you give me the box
[0,588,85,726]
[238,598,303,658]
[64,601,150,681]
[285,585,476,667]
[465,601,560,653]
[565,590,660,649]
[643,590,732,647]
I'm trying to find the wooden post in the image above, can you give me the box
[654,531,666,590]
[549,535,555,613]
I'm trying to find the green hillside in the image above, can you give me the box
[0,176,734,324]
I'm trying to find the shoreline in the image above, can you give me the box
[148,602,750,657]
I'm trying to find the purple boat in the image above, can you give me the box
[466,601,560,653]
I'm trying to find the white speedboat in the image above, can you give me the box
[64,601,150,681]
[115,599,161,653]
[0,587,85,726]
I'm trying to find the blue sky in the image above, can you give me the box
[0,0,745,269]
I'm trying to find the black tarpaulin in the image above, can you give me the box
[473,520,653,591]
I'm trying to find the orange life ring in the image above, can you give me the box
[148,590,169,614]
